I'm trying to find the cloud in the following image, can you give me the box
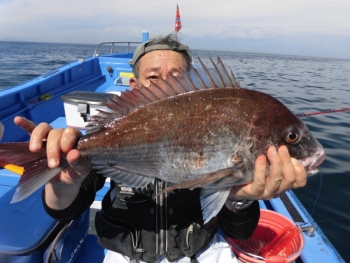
[0,0,349,58]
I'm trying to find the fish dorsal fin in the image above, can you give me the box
[214,56,240,88]
[86,57,240,133]
[197,58,218,88]
[187,57,240,90]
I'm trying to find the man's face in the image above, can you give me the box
[130,50,188,90]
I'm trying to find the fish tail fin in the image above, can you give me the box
[0,142,68,203]
[11,164,66,203]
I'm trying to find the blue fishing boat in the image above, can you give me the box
[0,32,345,263]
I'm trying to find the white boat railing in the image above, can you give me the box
[93,41,141,57]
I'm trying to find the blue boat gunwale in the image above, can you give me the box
[0,52,136,143]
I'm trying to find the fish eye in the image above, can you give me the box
[284,128,301,144]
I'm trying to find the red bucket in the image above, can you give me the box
[226,209,304,263]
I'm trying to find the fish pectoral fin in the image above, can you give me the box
[157,168,234,195]
[92,164,153,189]
[200,187,231,224]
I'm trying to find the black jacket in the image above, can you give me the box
[43,170,260,263]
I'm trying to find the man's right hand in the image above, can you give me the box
[14,116,91,210]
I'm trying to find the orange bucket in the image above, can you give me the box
[226,209,304,263]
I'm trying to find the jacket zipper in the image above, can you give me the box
[158,181,165,255]
[155,180,159,255]
[164,182,168,254]
[155,180,168,257]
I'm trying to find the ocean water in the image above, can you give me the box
[1,41,350,261]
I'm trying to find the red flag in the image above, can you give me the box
[175,4,182,32]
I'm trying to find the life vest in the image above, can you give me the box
[95,179,219,263]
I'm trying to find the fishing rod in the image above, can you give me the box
[295,108,350,117]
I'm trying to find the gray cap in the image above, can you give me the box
[131,40,191,66]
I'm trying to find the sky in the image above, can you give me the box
[1,0,349,59]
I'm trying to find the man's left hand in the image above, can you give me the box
[228,145,307,201]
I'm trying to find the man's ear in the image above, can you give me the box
[129,77,137,90]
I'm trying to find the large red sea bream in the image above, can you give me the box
[0,58,325,223]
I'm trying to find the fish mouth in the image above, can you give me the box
[299,149,326,175]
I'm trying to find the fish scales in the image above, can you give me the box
[77,88,300,185]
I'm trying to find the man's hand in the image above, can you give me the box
[229,145,307,201]
[14,116,91,209]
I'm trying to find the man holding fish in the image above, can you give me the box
[13,34,310,262]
